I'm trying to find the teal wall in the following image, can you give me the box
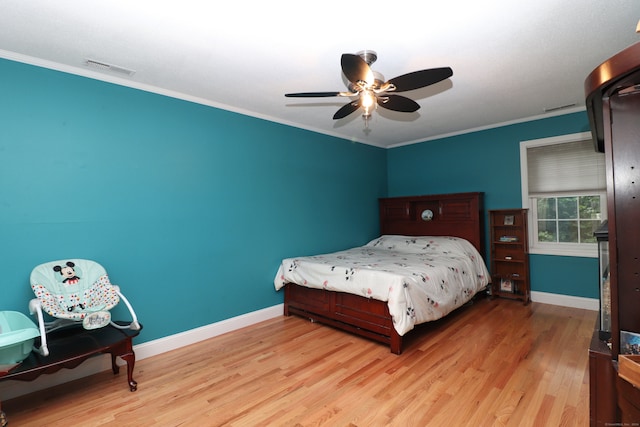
[387,113,599,298]
[0,58,388,343]
[1,57,598,348]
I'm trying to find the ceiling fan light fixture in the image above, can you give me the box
[361,90,376,108]
[360,90,377,120]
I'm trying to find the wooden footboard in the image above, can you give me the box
[284,283,403,354]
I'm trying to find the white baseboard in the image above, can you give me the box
[0,304,283,401]
[530,291,598,311]
[132,304,283,360]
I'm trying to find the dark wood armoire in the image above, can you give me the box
[585,41,640,426]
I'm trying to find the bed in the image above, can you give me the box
[274,192,489,354]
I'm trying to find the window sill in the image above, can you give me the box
[529,246,597,258]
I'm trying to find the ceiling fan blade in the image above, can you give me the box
[333,100,361,120]
[377,94,420,113]
[386,67,453,92]
[285,92,342,98]
[341,54,374,85]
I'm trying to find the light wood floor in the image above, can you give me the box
[2,296,596,426]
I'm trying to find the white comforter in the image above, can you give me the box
[274,235,490,336]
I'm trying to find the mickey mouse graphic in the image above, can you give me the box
[52,261,85,312]
[53,261,81,285]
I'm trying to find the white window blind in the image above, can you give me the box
[527,139,606,195]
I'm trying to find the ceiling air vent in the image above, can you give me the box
[543,103,576,113]
[85,59,136,76]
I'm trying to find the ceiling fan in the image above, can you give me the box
[285,50,453,122]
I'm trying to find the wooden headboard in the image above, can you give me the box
[379,192,485,256]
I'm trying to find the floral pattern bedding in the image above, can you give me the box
[274,235,490,336]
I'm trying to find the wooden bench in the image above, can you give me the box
[0,322,141,426]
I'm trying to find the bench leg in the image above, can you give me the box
[1,402,7,427]
[119,351,138,392]
[111,353,120,375]
[109,337,138,392]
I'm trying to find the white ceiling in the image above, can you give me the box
[1,1,638,148]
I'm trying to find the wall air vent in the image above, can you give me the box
[85,59,136,76]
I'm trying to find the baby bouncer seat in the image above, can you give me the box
[28,259,140,356]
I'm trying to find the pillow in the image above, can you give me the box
[365,235,445,253]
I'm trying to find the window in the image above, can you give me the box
[536,195,602,243]
[520,132,606,257]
